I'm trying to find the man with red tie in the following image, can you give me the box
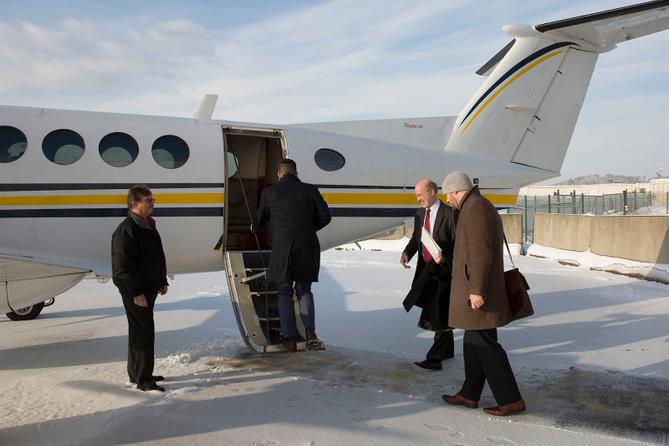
[401,179,456,371]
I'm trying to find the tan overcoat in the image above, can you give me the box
[448,187,512,330]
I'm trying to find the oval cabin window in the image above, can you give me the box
[152,135,189,169]
[99,132,139,167]
[42,129,85,165]
[0,126,27,163]
[314,148,345,172]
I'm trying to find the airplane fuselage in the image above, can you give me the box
[0,104,547,284]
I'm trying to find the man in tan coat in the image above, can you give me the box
[440,171,526,416]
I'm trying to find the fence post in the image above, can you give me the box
[633,190,637,212]
[572,190,576,214]
[556,189,560,214]
[581,193,585,214]
[623,189,628,215]
[524,195,528,243]
[548,194,551,213]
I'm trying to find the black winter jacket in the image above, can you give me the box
[254,174,331,282]
[111,213,168,297]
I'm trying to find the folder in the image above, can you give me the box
[421,226,442,260]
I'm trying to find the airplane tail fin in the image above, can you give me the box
[445,0,669,174]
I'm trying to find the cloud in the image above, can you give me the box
[1,0,667,179]
[0,17,219,95]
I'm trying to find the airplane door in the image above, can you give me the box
[221,127,317,353]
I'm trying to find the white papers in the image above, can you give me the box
[421,226,442,260]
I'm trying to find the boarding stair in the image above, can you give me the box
[224,250,325,353]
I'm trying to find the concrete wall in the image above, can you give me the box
[533,213,669,263]
[500,214,523,244]
[533,214,591,252]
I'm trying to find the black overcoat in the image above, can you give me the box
[111,214,168,298]
[254,174,331,283]
[402,200,456,331]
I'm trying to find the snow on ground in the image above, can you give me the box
[528,244,669,284]
[1,242,669,445]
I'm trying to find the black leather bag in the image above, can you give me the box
[503,236,534,321]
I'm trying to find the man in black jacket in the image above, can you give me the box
[401,179,456,371]
[254,159,331,352]
[112,185,169,391]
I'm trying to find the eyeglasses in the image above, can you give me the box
[140,197,155,204]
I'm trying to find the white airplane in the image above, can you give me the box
[1,1,668,351]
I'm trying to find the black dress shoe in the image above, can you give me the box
[129,375,165,384]
[137,381,165,392]
[414,360,443,371]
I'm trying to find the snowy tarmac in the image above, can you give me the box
[1,243,668,445]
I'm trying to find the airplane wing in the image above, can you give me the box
[0,255,90,316]
[535,0,669,51]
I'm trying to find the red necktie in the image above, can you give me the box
[422,208,432,263]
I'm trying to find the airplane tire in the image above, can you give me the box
[5,302,45,321]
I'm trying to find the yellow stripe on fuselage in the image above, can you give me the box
[0,193,225,206]
[318,192,518,206]
[0,192,517,208]
[460,50,564,135]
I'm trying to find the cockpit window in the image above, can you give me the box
[43,129,85,165]
[0,126,27,163]
[99,132,139,167]
[152,135,189,169]
[314,148,345,172]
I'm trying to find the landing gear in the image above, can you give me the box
[6,302,45,321]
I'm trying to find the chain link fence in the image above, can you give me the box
[510,190,669,242]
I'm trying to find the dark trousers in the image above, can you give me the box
[277,281,314,340]
[121,292,157,385]
[460,329,521,406]
[426,329,454,362]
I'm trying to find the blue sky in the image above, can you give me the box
[1,0,667,181]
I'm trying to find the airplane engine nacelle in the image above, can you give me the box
[1,258,89,320]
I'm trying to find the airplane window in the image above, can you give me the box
[0,126,27,163]
[99,132,139,167]
[42,129,85,165]
[314,148,345,171]
[152,135,189,169]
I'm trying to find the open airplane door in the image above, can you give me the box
[221,126,323,353]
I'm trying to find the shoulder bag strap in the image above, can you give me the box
[503,233,516,269]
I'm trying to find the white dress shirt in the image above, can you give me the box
[425,199,440,237]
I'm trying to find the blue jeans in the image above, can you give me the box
[277,281,315,340]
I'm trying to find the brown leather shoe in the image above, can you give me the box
[483,399,526,416]
[282,339,297,352]
[306,329,318,341]
[441,393,478,409]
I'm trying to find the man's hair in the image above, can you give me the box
[278,158,297,176]
[426,180,439,193]
[127,184,152,208]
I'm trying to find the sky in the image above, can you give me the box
[0,0,667,181]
